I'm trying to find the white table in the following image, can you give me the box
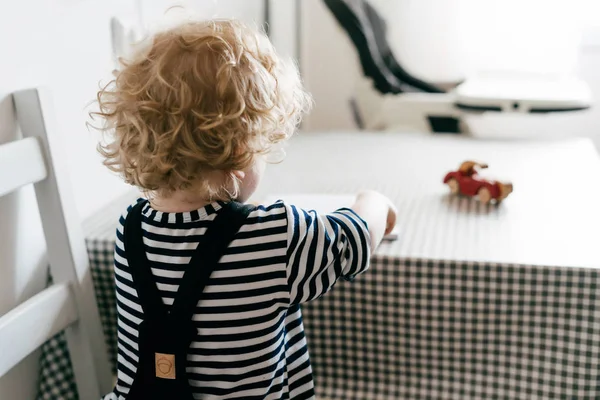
[254,132,600,269]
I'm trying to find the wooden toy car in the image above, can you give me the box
[443,161,513,204]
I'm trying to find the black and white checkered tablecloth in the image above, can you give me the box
[36,242,600,399]
[36,134,600,399]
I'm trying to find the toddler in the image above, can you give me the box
[95,19,396,400]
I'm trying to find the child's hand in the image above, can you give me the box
[352,190,397,250]
[384,198,398,237]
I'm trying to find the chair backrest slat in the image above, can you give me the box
[0,137,47,197]
[0,283,78,377]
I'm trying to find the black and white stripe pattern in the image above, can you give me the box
[103,199,370,400]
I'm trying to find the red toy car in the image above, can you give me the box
[443,161,513,204]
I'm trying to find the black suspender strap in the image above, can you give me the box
[123,200,168,321]
[122,200,254,398]
[125,201,254,321]
[169,201,255,324]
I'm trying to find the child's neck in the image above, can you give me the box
[150,192,214,213]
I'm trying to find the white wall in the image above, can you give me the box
[300,0,361,131]
[269,0,299,61]
[138,0,264,33]
[300,0,600,148]
[0,1,264,399]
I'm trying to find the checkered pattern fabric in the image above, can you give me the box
[86,238,119,372]
[304,256,600,400]
[36,327,78,400]
[36,244,600,399]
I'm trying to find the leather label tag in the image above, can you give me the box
[155,353,176,379]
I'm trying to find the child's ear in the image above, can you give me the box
[232,170,246,180]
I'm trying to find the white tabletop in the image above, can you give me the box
[252,132,600,269]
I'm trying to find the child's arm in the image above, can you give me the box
[283,191,396,305]
[350,190,397,251]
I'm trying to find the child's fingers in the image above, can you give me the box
[385,204,397,235]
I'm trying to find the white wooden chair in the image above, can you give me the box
[0,88,112,398]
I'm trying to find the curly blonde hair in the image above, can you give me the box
[92,19,311,199]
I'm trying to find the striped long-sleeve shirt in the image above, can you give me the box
[103,199,371,400]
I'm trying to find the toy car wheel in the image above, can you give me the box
[478,187,492,204]
[447,178,460,195]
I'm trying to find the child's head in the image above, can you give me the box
[94,19,311,202]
